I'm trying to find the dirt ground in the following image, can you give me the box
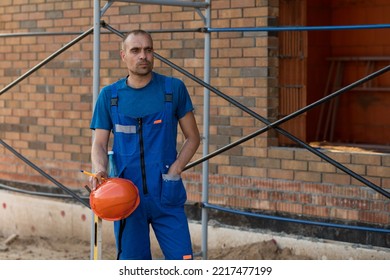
[0,234,312,260]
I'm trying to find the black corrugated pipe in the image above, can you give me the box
[203,203,390,234]
[0,139,90,208]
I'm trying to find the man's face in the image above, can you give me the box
[120,34,154,77]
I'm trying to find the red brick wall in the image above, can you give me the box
[0,0,389,228]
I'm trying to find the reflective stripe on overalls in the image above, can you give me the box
[110,77,193,260]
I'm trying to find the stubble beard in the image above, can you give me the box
[132,62,153,77]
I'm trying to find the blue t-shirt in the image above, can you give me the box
[90,72,194,130]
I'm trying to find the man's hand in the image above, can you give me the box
[88,170,108,190]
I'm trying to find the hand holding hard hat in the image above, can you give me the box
[90,177,140,221]
[82,171,140,221]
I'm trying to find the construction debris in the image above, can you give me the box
[0,234,19,252]
[0,244,8,252]
[4,234,18,246]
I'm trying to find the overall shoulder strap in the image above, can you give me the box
[111,79,121,106]
[164,76,173,102]
[110,79,123,130]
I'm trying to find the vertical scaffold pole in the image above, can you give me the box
[201,0,211,260]
[91,0,103,260]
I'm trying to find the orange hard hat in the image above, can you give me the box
[90,178,140,221]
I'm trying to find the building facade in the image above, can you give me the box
[0,0,389,245]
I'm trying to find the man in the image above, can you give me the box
[89,30,200,260]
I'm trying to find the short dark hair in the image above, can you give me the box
[121,29,153,50]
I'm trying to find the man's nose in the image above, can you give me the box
[139,49,147,59]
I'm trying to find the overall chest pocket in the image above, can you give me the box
[142,119,169,156]
[114,124,138,156]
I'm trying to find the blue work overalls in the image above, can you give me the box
[110,77,193,260]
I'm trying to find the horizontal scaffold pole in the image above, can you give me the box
[113,0,209,8]
[206,24,390,32]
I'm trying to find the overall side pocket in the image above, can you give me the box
[161,174,187,207]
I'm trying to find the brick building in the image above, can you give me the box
[0,0,389,246]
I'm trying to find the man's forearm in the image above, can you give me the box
[91,143,108,173]
[169,136,200,176]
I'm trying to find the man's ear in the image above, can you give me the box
[120,49,125,61]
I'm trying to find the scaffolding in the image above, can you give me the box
[1,0,390,260]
